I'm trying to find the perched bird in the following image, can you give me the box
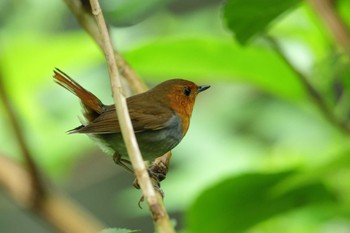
[53,68,210,172]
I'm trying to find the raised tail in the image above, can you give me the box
[53,68,104,123]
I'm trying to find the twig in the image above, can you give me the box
[88,0,175,232]
[63,0,172,180]
[0,68,106,232]
[63,0,172,203]
[0,70,46,206]
[265,35,350,134]
[63,0,148,93]
[0,154,105,233]
[308,0,350,60]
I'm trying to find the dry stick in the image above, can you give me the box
[0,155,104,233]
[0,71,45,206]
[308,0,350,60]
[0,69,105,232]
[63,0,148,94]
[65,0,172,190]
[88,1,175,232]
[265,36,350,134]
[63,0,172,193]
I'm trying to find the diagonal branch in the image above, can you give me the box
[308,0,350,60]
[265,35,350,134]
[0,67,105,232]
[0,69,46,206]
[63,0,172,184]
[0,154,105,233]
[88,0,175,232]
[63,0,148,94]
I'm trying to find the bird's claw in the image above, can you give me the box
[137,185,165,209]
[135,167,166,208]
[132,160,169,208]
[133,164,167,188]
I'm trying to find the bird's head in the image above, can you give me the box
[152,79,210,119]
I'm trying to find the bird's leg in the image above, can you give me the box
[112,153,163,191]
[112,153,134,175]
[135,171,165,209]
[132,168,162,189]
[137,183,164,209]
[113,152,169,208]
[133,159,169,208]
[133,153,170,189]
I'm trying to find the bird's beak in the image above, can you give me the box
[197,85,210,93]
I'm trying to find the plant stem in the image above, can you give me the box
[88,0,175,232]
[63,0,173,204]
[0,70,46,206]
[265,35,350,134]
[308,0,350,60]
[63,0,148,94]
[0,154,104,233]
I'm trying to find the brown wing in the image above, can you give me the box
[73,96,174,134]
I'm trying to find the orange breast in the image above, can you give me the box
[168,94,195,136]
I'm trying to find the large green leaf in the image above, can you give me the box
[186,171,336,233]
[124,37,307,101]
[223,0,301,44]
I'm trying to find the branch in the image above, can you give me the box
[0,155,105,233]
[0,67,106,232]
[265,35,350,134]
[63,0,148,94]
[63,0,173,206]
[0,69,45,206]
[308,0,350,60]
[88,0,175,232]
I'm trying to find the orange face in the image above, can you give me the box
[156,79,210,136]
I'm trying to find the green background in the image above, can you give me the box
[1,0,350,232]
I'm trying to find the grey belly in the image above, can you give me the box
[89,114,183,161]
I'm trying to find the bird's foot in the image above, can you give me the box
[112,153,134,175]
[134,166,166,208]
[148,160,168,182]
[137,185,164,209]
[133,160,168,189]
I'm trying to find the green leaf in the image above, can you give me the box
[100,228,139,233]
[223,0,301,44]
[124,37,307,101]
[186,171,336,233]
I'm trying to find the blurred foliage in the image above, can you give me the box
[223,0,301,44]
[1,0,350,233]
[123,37,306,101]
[187,170,336,233]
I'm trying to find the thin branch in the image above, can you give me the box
[0,67,106,232]
[265,35,350,134]
[88,0,175,232]
[63,0,173,203]
[0,154,105,233]
[0,155,34,206]
[308,0,350,60]
[63,0,148,94]
[0,70,46,206]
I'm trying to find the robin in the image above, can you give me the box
[53,68,210,174]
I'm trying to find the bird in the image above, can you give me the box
[53,68,210,173]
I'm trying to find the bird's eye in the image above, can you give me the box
[183,87,191,96]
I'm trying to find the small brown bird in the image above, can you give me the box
[53,68,210,172]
